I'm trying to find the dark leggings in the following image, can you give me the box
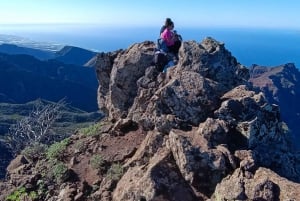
[168,40,181,55]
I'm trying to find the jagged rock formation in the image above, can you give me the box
[249,63,300,150]
[0,38,299,201]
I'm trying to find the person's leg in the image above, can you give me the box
[173,41,181,54]
[160,40,169,53]
[168,45,177,55]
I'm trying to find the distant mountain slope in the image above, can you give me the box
[0,43,54,60]
[55,45,97,66]
[0,99,103,179]
[0,52,98,111]
[0,35,98,66]
[249,63,300,150]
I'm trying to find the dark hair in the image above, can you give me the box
[164,18,173,27]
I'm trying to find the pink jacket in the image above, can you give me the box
[161,28,175,46]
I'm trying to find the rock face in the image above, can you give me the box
[97,42,155,120]
[97,38,249,132]
[0,38,299,201]
[95,38,300,199]
[213,167,300,201]
[249,63,300,150]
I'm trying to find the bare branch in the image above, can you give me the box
[6,98,67,155]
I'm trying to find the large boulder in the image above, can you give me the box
[95,41,155,120]
[213,167,300,201]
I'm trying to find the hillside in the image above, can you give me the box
[0,44,54,60]
[55,45,97,66]
[249,63,300,150]
[0,52,98,111]
[0,99,103,179]
[0,35,97,66]
[0,38,299,201]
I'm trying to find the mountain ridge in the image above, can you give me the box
[0,43,54,60]
[55,45,97,66]
[0,38,299,201]
[0,52,98,111]
[0,34,97,66]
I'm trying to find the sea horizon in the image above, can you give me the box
[1,24,300,68]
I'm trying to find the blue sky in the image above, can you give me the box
[0,0,300,29]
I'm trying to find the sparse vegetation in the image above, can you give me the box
[5,187,38,201]
[6,99,67,155]
[21,143,48,162]
[90,154,104,170]
[74,140,85,152]
[51,162,68,183]
[107,163,124,181]
[80,122,102,136]
[46,138,70,160]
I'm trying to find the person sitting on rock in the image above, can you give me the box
[160,21,182,58]
[154,18,182,73]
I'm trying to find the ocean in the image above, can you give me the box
[2,24,300,67]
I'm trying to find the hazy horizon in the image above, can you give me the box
[1,1,300,30]
[1,24,300,68]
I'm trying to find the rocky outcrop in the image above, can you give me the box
[0,37,299,201]
[95,37,299,200]
[97,42,155,120]
[213,167,300,201]
[96,38,249,133]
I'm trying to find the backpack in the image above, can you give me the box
[153,50,169,72]
[174,30,182,42]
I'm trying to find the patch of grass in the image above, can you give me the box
[90,154,104,170]
[107,163,124,181]
[5,187,38,201]
[6,187,26,201]
[51,162,68,183]
[79,123,102,136]
[46,138,70,160]
[28,191,38,200]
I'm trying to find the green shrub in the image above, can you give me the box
[6,187,38,201]
[21,143,48,162]
[29,191,38,200]
[90,154,104,170]
[80,123,101,136]
[107,163,123,181]
[6,187,26,201]
[51,162,68,182]
[46,138,70,160]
